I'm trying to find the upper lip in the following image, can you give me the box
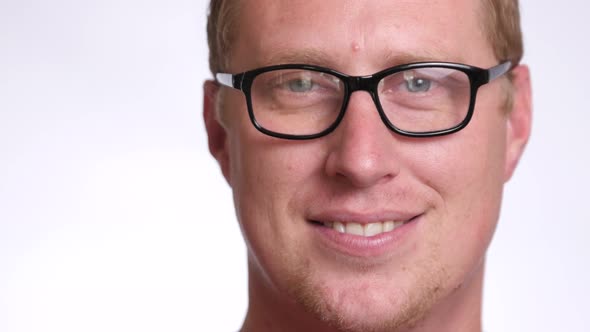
[307,209,422,225]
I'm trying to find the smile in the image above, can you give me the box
[313,220,412,237]
[309,214,421,258]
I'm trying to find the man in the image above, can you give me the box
[203,0,531,331]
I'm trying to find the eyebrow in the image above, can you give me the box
[262,48,335,67]
[381,50,458,66]
[258,47,462,72]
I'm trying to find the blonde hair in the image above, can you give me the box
[207,0,523,75]
[481,0,523,67]
[206,0,242,75]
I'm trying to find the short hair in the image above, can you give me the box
[206,0,242,75]
[206,0,523,75]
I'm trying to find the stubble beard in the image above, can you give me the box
[283,258,449,332]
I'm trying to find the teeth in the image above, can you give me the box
[333,221,346,233]
[331,220,405,237]
[345,223,364,236]
[364,223,383,237]
[383,221,395,232]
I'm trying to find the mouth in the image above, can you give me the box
[309,217,417,237]
[308,214,421,258]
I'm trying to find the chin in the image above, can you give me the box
[285,268,446,332]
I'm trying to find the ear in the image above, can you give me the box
[504,65,532,182]
[203,80,232,185]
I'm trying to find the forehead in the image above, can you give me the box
[229,0,494,74]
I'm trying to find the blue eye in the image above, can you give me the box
[406,78,431,92]
[288,79,314,93]
[403,71,432,93]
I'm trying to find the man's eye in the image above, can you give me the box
[405,77,431,92]
[403,71,432,93]
[287,79,314,93]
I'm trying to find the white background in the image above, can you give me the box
[0,1,588,331]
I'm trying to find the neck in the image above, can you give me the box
[240,261,485,332]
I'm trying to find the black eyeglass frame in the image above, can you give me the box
[216,61,513,140]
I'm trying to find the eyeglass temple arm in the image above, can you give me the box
[487,61,513,83]
[216,73,242,90]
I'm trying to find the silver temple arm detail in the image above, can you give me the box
[487,61,512,82]
[216,73,235,88]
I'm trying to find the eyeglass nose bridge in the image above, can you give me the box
[346,74,379,93]
[343,75,383,113]
[337,74,392,132]
[343,75,390,109]
[342,74,383,111]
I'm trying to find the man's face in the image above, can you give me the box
[205,0,530,330]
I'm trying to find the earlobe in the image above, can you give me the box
[504,65,533,182]
[203,80,232,185]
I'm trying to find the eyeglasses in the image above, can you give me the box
[216,61,513,140]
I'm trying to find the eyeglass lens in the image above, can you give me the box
[250,67,472,136]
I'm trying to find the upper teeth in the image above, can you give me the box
[324,221,405,237]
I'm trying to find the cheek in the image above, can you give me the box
[226,112,325,243]
[418,93,508,210]
[228,133,329,288]
[408,107,507,271]
[230,135,323,205]
[223,94,322,194]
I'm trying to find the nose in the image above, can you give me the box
[324,91,401,188]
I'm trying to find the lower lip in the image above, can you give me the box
[311,216,421,258]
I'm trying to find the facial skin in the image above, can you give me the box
[204,1,531,331]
